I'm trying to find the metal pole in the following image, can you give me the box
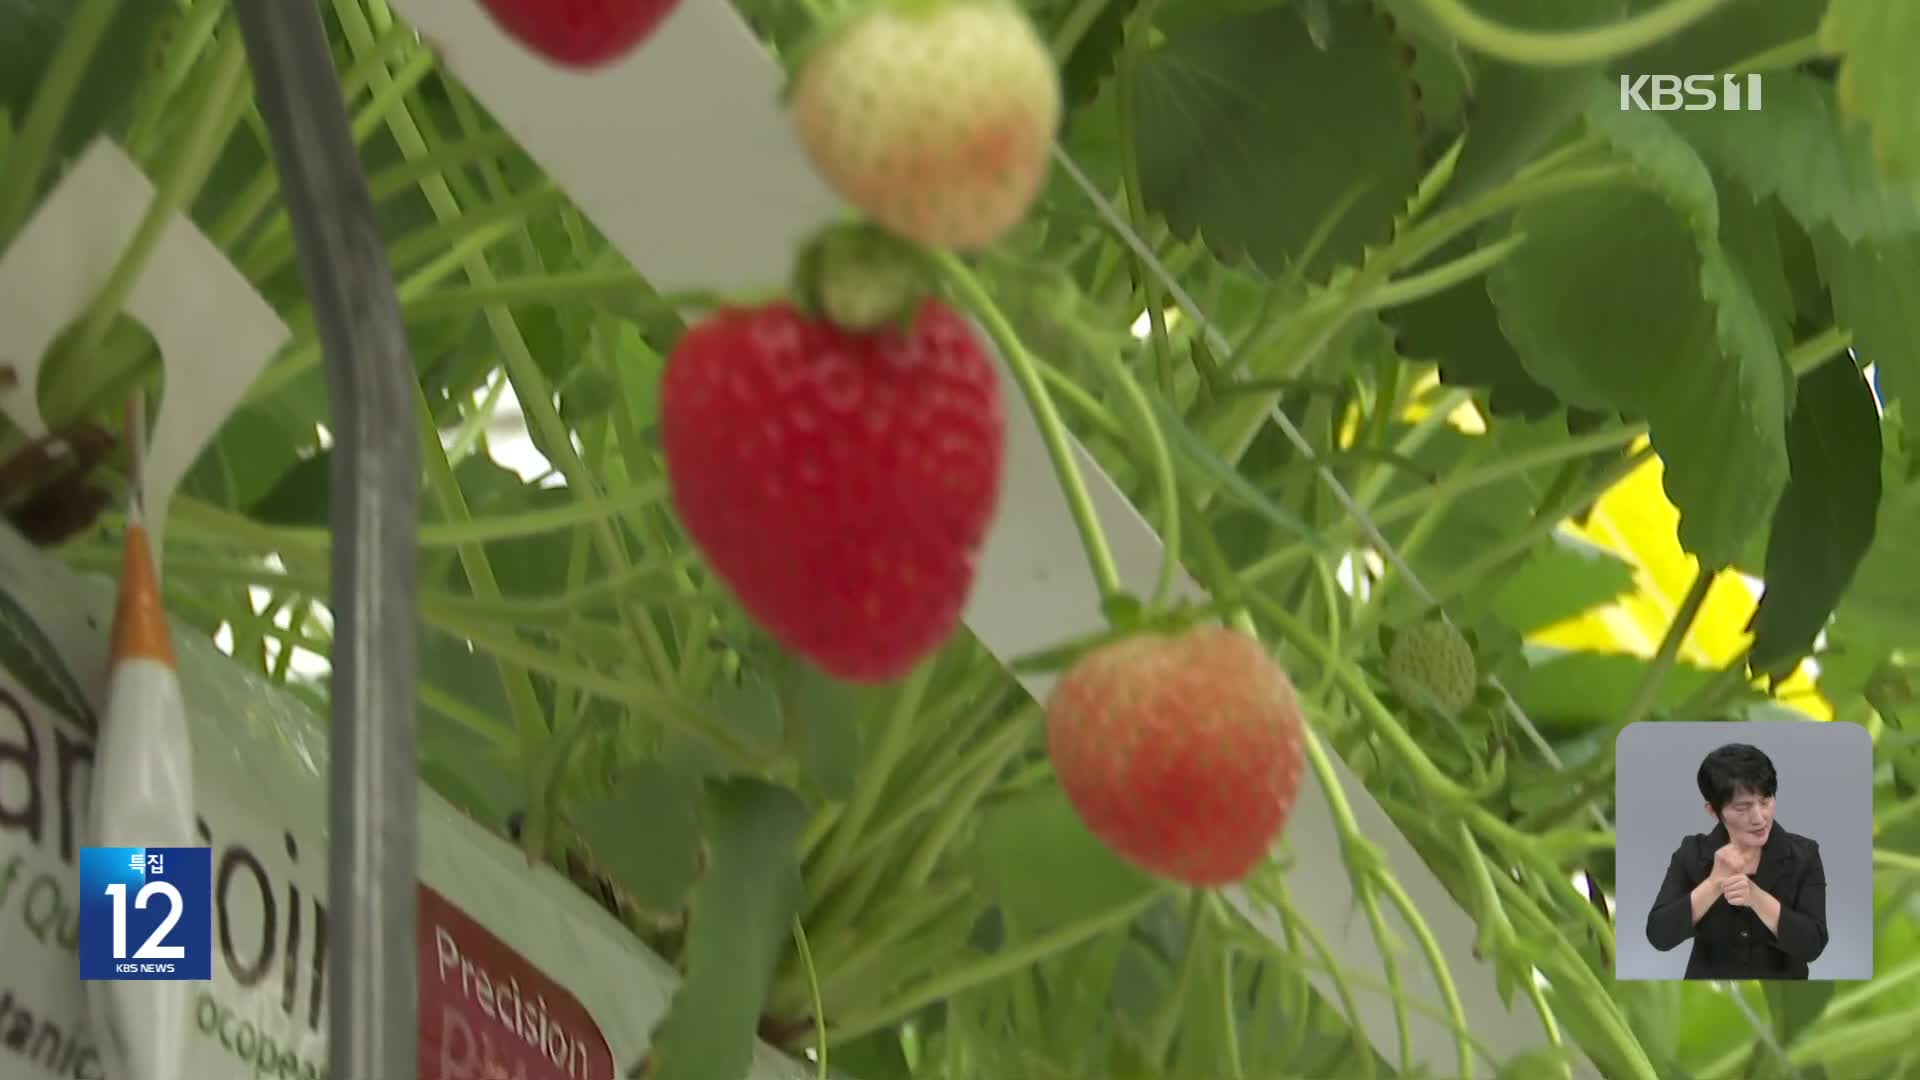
[232,4,420,1078]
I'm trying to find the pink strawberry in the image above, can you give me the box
[478,0,680,68]
[1047,626,1307,886]
[659,298,1005,682]
[786,0,1062,252]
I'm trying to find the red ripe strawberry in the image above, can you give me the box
[478,0,680,68]
[660,298,1005,682]
[1047,626,1306,886]
[787,0,1062,252]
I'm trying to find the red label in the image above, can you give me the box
[419,883,618,1080]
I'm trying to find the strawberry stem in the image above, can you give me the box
[931,249,1127,604]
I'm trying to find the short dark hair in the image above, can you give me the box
[1696,743,1778,812]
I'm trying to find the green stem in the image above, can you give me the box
[0,0,120,239]
[825,888,1167,1045]
[1253,597,1473,805]
[1146,889,1207,1066]
[1241,876,1378,1079]
[1361,232,1528,314]
[331,0,677,683]
[1619,563,1718,727]
[1725,31,1832,77]
[1106,0,1183,609]
[809,665,936,893]
[169,481,664,552]
[46,21,250,425]
[934,251,1124,600]
[126,0,230,162]
[1876,848,1920,875]
[1300,720,1473,1078]
[411,381,551,821]
[1409,0,1730,66]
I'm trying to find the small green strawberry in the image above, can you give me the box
[1385,619,1478,717]
[787,0,1062,252]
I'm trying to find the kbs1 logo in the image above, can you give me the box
[78,846,213,980]
[1619,73,1763,112]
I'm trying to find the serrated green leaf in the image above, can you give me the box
[1486,175,1787,565]
[647,777,809,1080]
[1486,183,1700,409]
[1666,73,1920,243]
[0,586,94,732]
[968,787,1156,935]
[1584,92,1789,392]
[1749,356,1882,678]
[1815,227,1920,415]
[1131,3,1422,280]
[571,759,705,914]
[1719,183,1798,351]
[1823,0,1920,180]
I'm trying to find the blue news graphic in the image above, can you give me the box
[78,846,213,981]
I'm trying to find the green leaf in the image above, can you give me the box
[1616,0,1825,76]
[968,787,1156,935]
[647,778,810,1080]
[1442,0,1623,209]
[559,367,618,428]
[1718,183,1798,353]
[1823,0,1920,180]
[1763,979,1836,1050]
[1494,1045,1579,1080]
[1749,356,1883,678]
[1486,109,1790,566]
[571,759,706,915]
[0,0,167,185]
[763,647,865,802]
[1489,532,1635,634]
[1387,238,1563,418]
[1032,0,1136,109]
[1816,227,1920,415]
[1130,3,1422,280]
[0,585,95,733]
[247,450,332,528]
[1505,650,1717,735]
[1835,406,1920,649]
[1583,93,1790,402]
[1666,73,1920,243]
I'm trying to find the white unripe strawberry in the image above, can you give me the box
[786,0,1063,252]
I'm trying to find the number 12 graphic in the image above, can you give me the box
[78,846,213,981]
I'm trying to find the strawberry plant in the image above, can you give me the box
[6,0,1920,1078]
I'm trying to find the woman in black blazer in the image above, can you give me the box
[1644,742,1829,979]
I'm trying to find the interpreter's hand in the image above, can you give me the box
[1712,842,1747,883]
[1722,873,1754,907]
